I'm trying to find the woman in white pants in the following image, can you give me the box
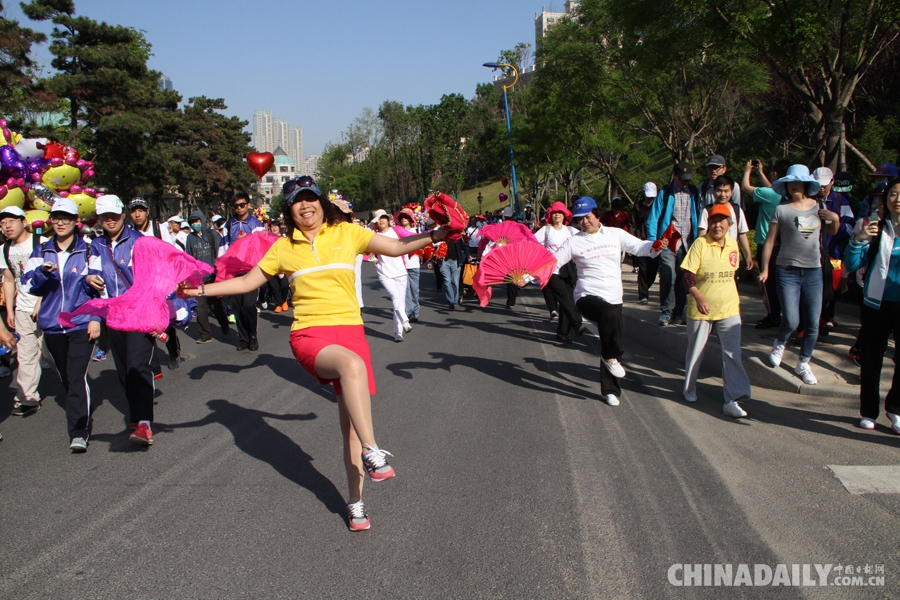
[373,214,410,341]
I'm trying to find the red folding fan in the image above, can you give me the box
[654,222,682,252]
[475,241,557,304]
[425,192,468,241]
[477,221,537,254]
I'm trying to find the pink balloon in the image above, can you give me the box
[84,188,95,196]
[0,186,7,199]
[76,159,87,169]
[31,172,42,182]
[65,157,78,166]
[0,119,6,128]
[83,169,94,179]
[58,190,69,197]
[15,178,24,188]
[69,184,83,194]
[5,177,15,188]
[50,157,63,167]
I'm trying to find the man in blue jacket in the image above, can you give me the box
[646,161,702,326]
[86,195,156,446]
[218,192,265,351]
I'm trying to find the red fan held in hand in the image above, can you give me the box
[652,222,682,252]
[424,192,468,241]
[477,221,537,254]
[473,241,557,307]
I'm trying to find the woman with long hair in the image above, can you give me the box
[844,177,900,433]
[759,165,839,385]
[178,176,448,531]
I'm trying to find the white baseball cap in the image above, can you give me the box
[0,206,26,219]
[50,198,79,217]
[812,167,835,186]
[95,194,124,215]
[167,215,184,224]
[643,182,658,198]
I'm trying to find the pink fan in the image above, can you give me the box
[477,221,537,254]
[215,231,281,282]
[475,241,557,304]
[472,265,493,307]
[59,236,213,335]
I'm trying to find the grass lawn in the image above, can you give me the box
[457,180,512,216]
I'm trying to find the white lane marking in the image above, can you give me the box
[828,466,900,494]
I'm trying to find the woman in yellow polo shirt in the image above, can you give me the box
[179,175,448,531]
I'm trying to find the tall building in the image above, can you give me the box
[253,110,303,168]
[535,2,580,40]
[303,155,320,177]
[258,146,298,201]
[158,74,174,91]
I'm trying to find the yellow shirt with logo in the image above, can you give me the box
[680,234,741,321]
[257,222,374,330]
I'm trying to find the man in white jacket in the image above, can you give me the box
[553,198,662,406]
[372,214,410,342]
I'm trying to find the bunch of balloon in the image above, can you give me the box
[0,116,100,232]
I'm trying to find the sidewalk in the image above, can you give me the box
[618,264,894,400]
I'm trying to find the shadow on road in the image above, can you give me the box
[163,399,347,515]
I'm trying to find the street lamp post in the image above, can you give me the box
[483,61,520,220]
[477,191,483,215]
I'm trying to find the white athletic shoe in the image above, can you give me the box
[723,400,748,418]
[887,412,900,435]
[602,358,626,378]
[858,417,876,430]
[794,361,817,385]
[769,342,786,367]
[604,394,620,406]
[394,334,403,343]
[403,323,412,334]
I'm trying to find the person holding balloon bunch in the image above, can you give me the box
[178,175,457,532]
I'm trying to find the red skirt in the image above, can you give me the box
[289,325,376,396]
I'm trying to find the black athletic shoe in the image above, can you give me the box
[236,341,249,351]
[167,356,183,370]
[248,337,259,351]
[11,402,40,417]
[755,315,781,330]
[409,317,419,323]
[555,334,572,344]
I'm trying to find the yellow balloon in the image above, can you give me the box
[67,192,96,218]
[29,189,54,212]
[24,209,50,225]
[0,187,26,210]
[41,164,82,191]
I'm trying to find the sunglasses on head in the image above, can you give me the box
[233,202,249,209]
[283,176,319,197]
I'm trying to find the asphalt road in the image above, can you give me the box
[1,264,898,599]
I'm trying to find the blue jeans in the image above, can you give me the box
[775,266,822,361]
[658,246,687,318]
[439,260,460,305]
[405,267,420,318]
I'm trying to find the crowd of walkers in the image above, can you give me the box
[1,159,898,531]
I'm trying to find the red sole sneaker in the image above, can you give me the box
[130,424,153,446]
[348,518,371,532]
[366,467,395,483]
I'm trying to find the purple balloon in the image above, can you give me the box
[0,145,24,177]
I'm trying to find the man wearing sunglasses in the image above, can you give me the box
[218,192,265,351]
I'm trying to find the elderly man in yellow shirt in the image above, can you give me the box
[680,203,751,418]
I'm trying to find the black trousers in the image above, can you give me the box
[756,243,782,319]
[264,275,289,307]
[546,274,583,336]
[108,328,155,423]
[858,302,900,420]
[232,286,260,344]
[196,295,229,341]
[634,255,659,301]
[505,283,518,306]
[576,296,625,397]
[541,285,558,314]
[44,329,95,439]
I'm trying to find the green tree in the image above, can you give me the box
[0,0,46,127]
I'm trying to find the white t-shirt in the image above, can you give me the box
[553,226,659,304]
[403,226,421,269]
[698,203,749,241]
[136,221,175,245]
[0,235,43,312]
[534,225,578,275]
[374,229,407,279]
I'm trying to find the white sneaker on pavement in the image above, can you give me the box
[794,361,817,385]
[604,394,620,406]
[602,358,626,378]
[403,323,412,334]
[887,412,900,435]
[769,342,786,367]
[723,400,748,418]
[858,417,876,430]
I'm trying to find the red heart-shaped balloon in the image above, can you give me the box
[501,177,508,188]
[246,152,275,179]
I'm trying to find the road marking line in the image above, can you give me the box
[827,465,900,494]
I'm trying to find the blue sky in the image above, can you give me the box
[8,0,553,157]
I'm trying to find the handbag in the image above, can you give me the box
[462,263,477,287]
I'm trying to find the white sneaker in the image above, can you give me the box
[858,417,876,430]
[0,365,9,378]
[723,400,748,418]
[769,342,786,367]
[604,394,620,406]
[394,334,403,343]
[794,361,817,385]
[887,412,900,435]
[602,358,626,378]
[403,323,412,334]
[683,393,697,403]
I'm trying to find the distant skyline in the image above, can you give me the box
[6,0,553,157]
